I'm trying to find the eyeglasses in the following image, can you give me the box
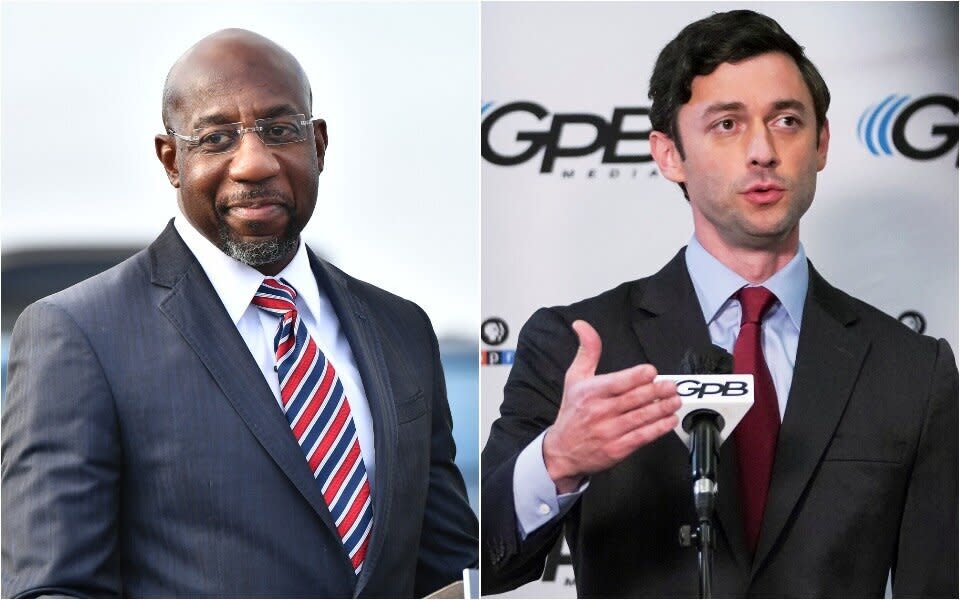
[166,114,314,154]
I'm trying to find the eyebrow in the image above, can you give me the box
[191,104,305,130]
[699,98,810,120]
[701,102,746,119]
[770,99,809,114]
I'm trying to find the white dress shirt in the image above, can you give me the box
[513,236,809,538]
[174,216,376,489]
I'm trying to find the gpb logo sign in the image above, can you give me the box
[675,380,749,398]
[481,101,654,173]
[857,94,958,162]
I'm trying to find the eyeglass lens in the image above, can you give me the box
[190,115,310,154]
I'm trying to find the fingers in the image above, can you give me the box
[579,364,662,399]
[566,369,667,425]
[608,379,677,415]
[608,391,681,439]
[605,413,680,461]
[565,320,602,383]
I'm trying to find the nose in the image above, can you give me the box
[746,124,779,169]
[228,131,281,182]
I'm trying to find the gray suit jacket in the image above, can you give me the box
[481,248,958,597]
[2,222,478,598]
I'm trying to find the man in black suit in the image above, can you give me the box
[481,10,957,597]
[2,29,477,597]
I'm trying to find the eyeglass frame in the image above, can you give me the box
[164,114,317,154]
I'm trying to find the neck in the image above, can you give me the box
[694,227,799,284]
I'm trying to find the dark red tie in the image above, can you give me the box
[732,286,780,555]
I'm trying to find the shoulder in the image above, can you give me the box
[512,279,647,379]
[17,248,154,332]
[552,280,640,324]
[320,259,431,327]
[813,269,945,358]
[329,261,424,315]
[810,269,953,384]
[521,249,689,341]
[519,277,650,349]
[526,279,639,328]
[314,258,440,367]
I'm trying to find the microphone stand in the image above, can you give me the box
[680,410,723,599]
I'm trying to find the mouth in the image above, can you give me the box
[741,182,786,205]
[225,202,289,221]
[220,190,292,221]
[217,191,294,238]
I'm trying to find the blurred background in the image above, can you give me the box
[1,1,480,509]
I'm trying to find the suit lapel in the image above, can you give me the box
[751,265,869,576]
[629,249,752,573]
[629,250,713,376]
[149,223,349,568]
[308,253,398,596]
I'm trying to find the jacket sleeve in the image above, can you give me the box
[891,337,958,597]
[2,300,122,598]
[412,306,479,598]
[480,307,579,595]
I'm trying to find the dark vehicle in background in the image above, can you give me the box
[1,248,479,509]
[1,246,142,393]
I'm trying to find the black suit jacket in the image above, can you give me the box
[2,222,478,598]
[481,248,957,597]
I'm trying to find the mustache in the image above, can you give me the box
[217,188,294,211]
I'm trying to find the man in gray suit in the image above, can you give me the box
[2,29,477,598]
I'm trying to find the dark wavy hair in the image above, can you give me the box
[648,9,830,160]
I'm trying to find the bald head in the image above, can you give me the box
[162,29,312,131]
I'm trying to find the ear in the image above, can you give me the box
[816,119,830,171]
[649,130,685,184]
[313,119,329,174]
[155,134,180,188]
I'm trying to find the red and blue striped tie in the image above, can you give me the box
[252,277,373,575]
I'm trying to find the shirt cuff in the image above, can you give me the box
[513,430,589,540]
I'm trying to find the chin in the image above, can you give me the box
[218,220,301,268]
[740,223,799,248]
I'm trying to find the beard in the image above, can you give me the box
[216,204,300,267]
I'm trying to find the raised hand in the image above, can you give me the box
[542,320,681,493]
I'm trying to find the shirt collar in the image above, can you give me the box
[173,215,320,325]
[684,235,808,330]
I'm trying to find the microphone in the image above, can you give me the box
[657,346,754,599]
[679,346,731,521]
[655,347,754,447]
[655,346,754,521]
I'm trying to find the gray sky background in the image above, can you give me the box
[1,1,480,340]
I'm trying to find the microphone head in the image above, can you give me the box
[679,345,733,375]
[661,345,751,447]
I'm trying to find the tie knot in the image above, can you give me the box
[252,277,299,315]
[737,286,777,325]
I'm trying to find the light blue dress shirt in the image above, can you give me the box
[512,237,809,538]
